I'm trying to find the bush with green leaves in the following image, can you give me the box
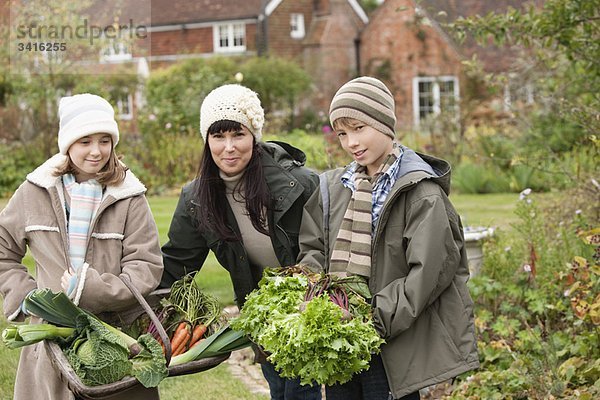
[0,139,47,197]
[238,57,311,132]
[265,129,351,172]
[446,188,599,399]
[452,134,597,194]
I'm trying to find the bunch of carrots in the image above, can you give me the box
[168,321,207,356]
[146,273,222,358]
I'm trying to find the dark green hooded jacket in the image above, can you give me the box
[160,141,318,307]
[298,147,479,398]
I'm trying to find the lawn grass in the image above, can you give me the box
[0,191,522,398]
[450,192,519,229]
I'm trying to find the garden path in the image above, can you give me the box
[223,306,270,397]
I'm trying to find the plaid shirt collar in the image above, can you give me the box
[340,145,404,230]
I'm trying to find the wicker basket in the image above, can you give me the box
[45,275,231,399]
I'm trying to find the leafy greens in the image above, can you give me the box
[231,267,385,386]
[16,289,168,387]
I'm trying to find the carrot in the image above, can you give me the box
[170,322,190,355]
[171,332,191,357]
[189,338,205,349]
[189,324,207,346]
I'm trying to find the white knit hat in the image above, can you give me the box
[199,84,264,142]
[58,93,119,155]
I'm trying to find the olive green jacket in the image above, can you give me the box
[298,148,479,398]
[160,142,319,307]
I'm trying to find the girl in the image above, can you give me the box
[0,93,164,400]
[160,84,321,400]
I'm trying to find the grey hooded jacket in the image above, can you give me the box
[298,147,479,398]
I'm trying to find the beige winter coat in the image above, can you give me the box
[0,154,164,400]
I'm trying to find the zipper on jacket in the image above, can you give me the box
[370,180,421,289]
[275,223,293,262]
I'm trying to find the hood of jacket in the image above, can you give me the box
[26,153,147,200]
[260,141,307,170]
[394,146,452,195]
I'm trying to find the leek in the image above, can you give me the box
[2,323,74,348]
[23,289,140,353]
[169,325,251,366]
[8,289,168,387]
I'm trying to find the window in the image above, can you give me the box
[115,92,133,120]
[412,76,459,126]
[213,23,246,53]
[101,38,132,62]
[41,48,64,65]
[290,13,305,39]
[503,76,534,111]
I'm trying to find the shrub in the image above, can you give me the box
[238,57,311,132]
[0,139,46,197]
[452,162,511,194]
[265,129,351,172]
[446,188,600,399]
[119,133,202,194]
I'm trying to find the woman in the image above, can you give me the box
[0,93,163,399]
[160,84,321,400]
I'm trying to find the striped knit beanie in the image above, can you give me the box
[329,76,396,139]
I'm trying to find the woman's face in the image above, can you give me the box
[67,132,112,182]
[208,124,254,176]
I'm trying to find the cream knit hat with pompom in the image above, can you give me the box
[199,84,264,142]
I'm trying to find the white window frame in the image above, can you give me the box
[290,13,305,39]
[213,22,246,53]
[100,33,133,62]
[41,49,65,65]
[503,75,534,111]
[116,92,133,120]
[412,76,459,126]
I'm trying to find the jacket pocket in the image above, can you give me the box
[90,232,124,272]
[429,306,465,363]
[25,225,60,233]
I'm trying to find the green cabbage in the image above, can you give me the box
[19,289,168,388]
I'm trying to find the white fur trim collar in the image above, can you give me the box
[26,153,146,200]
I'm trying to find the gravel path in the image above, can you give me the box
[225,347,271,397]
[222,305,270,397]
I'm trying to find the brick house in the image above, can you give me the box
[144,0,534,130]
[146,0,368,111]
[359,0,535,129]
[2,0,536,134]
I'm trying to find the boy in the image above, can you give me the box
[297,77,479,400]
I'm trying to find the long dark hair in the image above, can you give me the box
[193,120,271,241]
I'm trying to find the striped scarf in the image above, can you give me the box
[63,174,102,287]
[330,147,401,278]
